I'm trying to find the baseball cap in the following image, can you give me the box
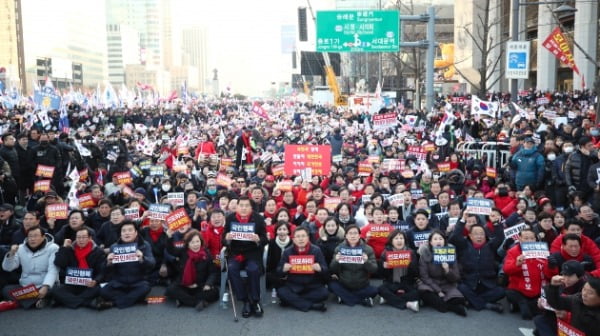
[561,260,584,277]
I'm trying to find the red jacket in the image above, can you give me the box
[503,244,548,298]
[550,233,600,277]
[484,191,516,215]
[360,223,394,259]
[195,141,217,159]
[202,223,224,260]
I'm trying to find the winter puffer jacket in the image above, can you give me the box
[2,234,59,288]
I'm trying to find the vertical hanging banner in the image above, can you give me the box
[542,26,580,75]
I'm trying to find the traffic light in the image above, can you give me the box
[298,7,308,42]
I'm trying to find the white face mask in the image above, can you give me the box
[547,153,556,161]
[162,184,171,192]
[563,147,574,154]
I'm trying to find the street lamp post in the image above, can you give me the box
[509,1,577,102]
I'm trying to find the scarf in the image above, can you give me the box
[275,236,290,251]
[181,248,207,287]
[241,133,252,163]
[149,227,163,243]
[472,241,486,250]
[235,212,251,223]
[392,248,410,283]
[74,242,93,269]
[295,241,311,255]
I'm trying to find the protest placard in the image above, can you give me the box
[284,145,331,176]
[65,267,93,286]
[486,167,497,178]
[332,154,343,163]
[139,160,152,171]
[410,189,423,199]
[367,155,380,165]
[385,251,411,268]
[9,284,39,301]
[324,197,341,213]
[372,113,397,130]
[361,194,371,204]
[216,173,233,188]
[167,192,185,207]
[358,161,373,176]
[433,246,457,264]
[382,159,403,172]
[272,163,284,177]
[368,225,392,239]
[244,163,256,174]
[521,242,550,259]
[129,166,143,178]
[35,165,55,178]
[77,193,96,209]
[407,146,427,161]
[111,243,139,263]
[230,222,256,241]
[148,204,171,220]
[465,198,494,215]
[504,223,528,240]
[149,166,164,177]
[339,247,364,264]
[114,171,132,185]
[289,255,315,274]
[34,180,51,193]
[124,207,140,220]
[412,231,431,248]
[401,169,414,179]
[387,194,404,207]
[220,157,233,167]
[45,203,68,219]
[423,143,435,152]
[276,180,293,192]
[437,162,451,173]
[557,320,584,336]
[166,208,192,231]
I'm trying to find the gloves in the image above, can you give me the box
[547,253,559,268]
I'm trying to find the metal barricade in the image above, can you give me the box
[456,141,511,169]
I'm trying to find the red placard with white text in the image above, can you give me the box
[45,203,69,219]
[289,255,315,274]
[284,145,331,176]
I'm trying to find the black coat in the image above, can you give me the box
[222,212,268,265]
[166,238,218,287]
[266,238,292,274]
[380,247,419,287]
[54,243,106,283]
[106,237,155,285]
[54,225,97,247]
[140,228,168,267]
[15,144,34,189]
[0,145,20,179]
[276,244,329,290]
[96,221,121,250]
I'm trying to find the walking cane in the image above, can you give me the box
[223,252,239,322]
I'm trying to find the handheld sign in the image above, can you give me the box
[146,296,167,304]
[410,189,423,200]
[165,208,192,231]
[368,225,392,238]
[412,231,431,248]
[34,180,51,192]
[486,167,497,178]
[358,162,373,176]
[45,203,69,219]
[520,242,549,259]
[465,198,494,216]
[124,207,140,221]
[65,267,93,286]
[392,222,410,232]
[437,162,451,173]
[324,197,341,213]
[433,246,457,264]
[289,255,315,274]
[276,180,293,192]
[35,164,55,178]
[149,166,165,177]
[385,251,411,268]
[220,158,233,167]
[167,192,185,207]
[111,243,139,263]
[9,284,39,301]
[388,193,404,207]
[77,193,96,209]
[557,320,585,336]
[272,164,284,177]
[216,174,233,188]
[148,204,171,220]
[338,247,364,264]
[230,222,256,241]
[504,223,528,240]
[114,171,133,185]
[139,160,152,171]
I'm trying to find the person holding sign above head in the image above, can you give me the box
[222,196,268,318]
[100,221,155,309]
[329,225,378,307]
[378,230,420,311]
[53,227,106,309]
[164,229,219,311]
[2,226,59,309]
[450,211,506,313]
[503,228,548,320]
[417,230,466,316]
[276,226,329,312]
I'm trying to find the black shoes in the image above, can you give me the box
[361,297,374,307]
[242,301,252,318]
[252,302,264,317]
[195,300,207,312]
[310,303,327,312]
[449,304,467,317]
[485,302,504,314]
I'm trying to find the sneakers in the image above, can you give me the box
[310,303,327,312]
[485,302,504,314]
[337,296,343,304]
[406,301,419,312]
[252,302,264,317]
[379,297,386,305]
[361,297,374,307]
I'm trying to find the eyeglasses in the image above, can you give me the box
[76,236,89,239]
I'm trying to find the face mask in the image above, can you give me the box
[547,153,556,161]
[162,184,171,192]
[207,188,217,196]
[563,146,574,154]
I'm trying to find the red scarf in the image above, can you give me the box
[295,242,311,255]
[149,227,163,243]
[235,212,251,223]
[472,241,486,250]
[241,133,253,163]
[74,242,93,269]
[181,248,207,287]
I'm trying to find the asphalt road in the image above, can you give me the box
[0,286,535,336]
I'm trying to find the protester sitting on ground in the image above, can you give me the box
[165,228,218,311]
[140,217,169,286]
[329,224,378,307]
[266,221,292,290]
[2,225,58,309]
[315,217,345,266]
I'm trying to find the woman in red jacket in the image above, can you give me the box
[194,133,217,161]
[503,228,548,320]
[361,207,394,260]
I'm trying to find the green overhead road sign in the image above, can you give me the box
[316,10,400,53]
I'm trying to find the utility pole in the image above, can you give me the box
[15,0,26,94]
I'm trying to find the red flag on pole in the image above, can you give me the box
[542,26,580,75]
[252,102,270,120]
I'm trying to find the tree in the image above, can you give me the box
[454,0,509,97]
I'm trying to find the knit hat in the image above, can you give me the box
[561,260,584,277]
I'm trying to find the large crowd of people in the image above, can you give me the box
[0,88,600,335]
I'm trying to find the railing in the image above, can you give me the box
[456,141,512,169]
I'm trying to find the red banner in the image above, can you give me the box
[557,320,584,336]
[542,26,580,75]
[284,145,331,176]
[385,251,412,268]
[34,180,51,192]
[77,193,96,209]
[289,255,315,274]
[9,284,39,301]
[372,113,397,130]
[165,208,192,231]
[114,171,132,185]
[35,165,55,178]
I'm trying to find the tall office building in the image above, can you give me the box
[107,24,141,86]
[182,27,208,93]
